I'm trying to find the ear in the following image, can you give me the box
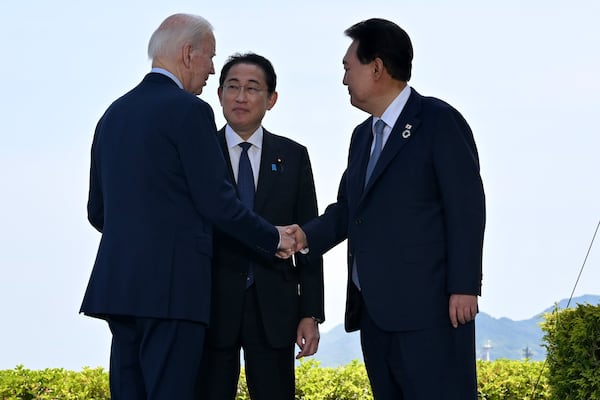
[182,43,194,68]
[266,91,278,110]
[373,57,385,80]
[217,86,224,104]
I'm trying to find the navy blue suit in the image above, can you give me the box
[80,73,279,399]
[303,89,485,399]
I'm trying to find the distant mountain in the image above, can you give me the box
[310,294,600,367]
[311,324,361,367]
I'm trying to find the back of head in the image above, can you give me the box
[148,13,213,61]
[219,52,277,95]
[345,18,413,81]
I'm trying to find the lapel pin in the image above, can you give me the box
[402,123,412,139]
[272,157,284,173]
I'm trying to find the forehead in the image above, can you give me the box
[199,33,215,54]
[343,40,359,63]
[224,63,267,83]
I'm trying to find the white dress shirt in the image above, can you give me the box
[370,85,412,153]
[224,125,263,188]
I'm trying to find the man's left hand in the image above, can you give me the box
[295,317,320,359]
[449,294,478,328]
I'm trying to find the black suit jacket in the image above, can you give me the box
[207,128,324,348]
[80,73,278,324]
[303,88,485,332]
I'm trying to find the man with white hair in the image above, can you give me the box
[80,13,295,399]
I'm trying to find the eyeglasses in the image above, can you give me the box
[222,83,264,96]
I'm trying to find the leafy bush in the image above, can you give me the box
[294,359,372,399]
[0,359,551,399]
[541,303,600,400]
[477,359,549,399]
[0,365,109,399]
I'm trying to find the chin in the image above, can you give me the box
[350,98,368,113]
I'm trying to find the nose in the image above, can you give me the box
[235,88,247,101]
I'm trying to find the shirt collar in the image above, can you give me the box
[375,85,412,129]
[225,125,263,150]
[150,67,183,89]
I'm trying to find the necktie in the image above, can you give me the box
[364,119,386,187]
[353,119,386,290]
[237,142,255,287]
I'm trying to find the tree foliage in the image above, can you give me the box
[541,303,600,400]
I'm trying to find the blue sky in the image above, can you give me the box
[1,0,599,370]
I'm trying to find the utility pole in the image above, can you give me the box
[522,346,534,359]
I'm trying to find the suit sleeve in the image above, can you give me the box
[433,107,485,295]
[176,101,279,256]
[302,170,350,256]
[87,118,105,232]
[294,147,325,321]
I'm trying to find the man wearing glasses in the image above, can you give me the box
[198,53,325,399]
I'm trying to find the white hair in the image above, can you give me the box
[147,13,213,60]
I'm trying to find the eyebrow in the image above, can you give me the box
[225,78,262,85]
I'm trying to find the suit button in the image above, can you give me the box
[355,218,362,225]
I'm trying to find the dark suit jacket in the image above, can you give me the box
[303,88,485,332]
[80,73,278,325]
[207,128,324,348]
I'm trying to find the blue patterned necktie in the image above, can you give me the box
[237,142,255,287]
[364,119,386,187]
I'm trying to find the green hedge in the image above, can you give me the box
[1,359,550,399]
[0,365,108,399]
[478,359,549,399]
[541,303,600,400]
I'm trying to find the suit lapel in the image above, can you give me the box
[254,131,279,213]
[362,90,422,195]
[348,121,374,205]
[352,117,373,192]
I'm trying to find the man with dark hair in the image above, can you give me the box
[80,15,296,399]
[286,18,485,399]
[198,53,324,400]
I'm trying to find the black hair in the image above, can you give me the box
[345,18,413,81]
[219,52,277,94]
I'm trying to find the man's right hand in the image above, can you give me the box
[275,226,296,259]
[284,224,308,253]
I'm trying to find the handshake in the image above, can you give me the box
[275,225,308,259]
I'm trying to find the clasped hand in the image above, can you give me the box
[275,224,308,259]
